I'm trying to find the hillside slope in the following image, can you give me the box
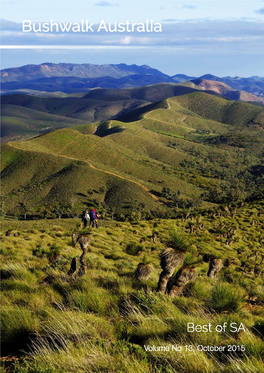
[1,200,263,372]
[0,84,207,141]
[1,92,264,219]
[2,79,264,142]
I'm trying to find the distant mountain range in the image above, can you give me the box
[1,63,264,100]
[1,63,168,83]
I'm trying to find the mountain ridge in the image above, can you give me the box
[1,63,264,97]
[1,62,170,83]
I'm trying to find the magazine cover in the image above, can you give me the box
[1,1,264,372]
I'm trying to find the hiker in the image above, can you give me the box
[89,209,100,228]
[82,210,90,228]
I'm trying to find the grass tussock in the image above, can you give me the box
[208,282,245,313]
[167,229,189,253]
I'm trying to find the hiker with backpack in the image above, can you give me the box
[89,209,100,228]
[82,210,90,228]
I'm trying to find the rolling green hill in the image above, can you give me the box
[1,104,91,140]
[1,93,148,121]
[1,92,264,220]
[1,90,264,373]
[0,93,148,142]
[0,84,205,142]
[3,82,264,142]
[175,93,264,125]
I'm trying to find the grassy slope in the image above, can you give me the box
[1,200,264,372]
[1,92,264,216]
[2,87,264,143]
[175,93,264,125]
[1,105,86,123]
[1,142,159,216]
[1,104,95,141]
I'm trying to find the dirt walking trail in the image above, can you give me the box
[142,98,171,119]
[7,142,159,201]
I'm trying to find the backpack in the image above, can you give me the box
[82,211,86,220]
[90,210,96,220]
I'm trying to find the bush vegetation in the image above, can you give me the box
[1,199,263,372]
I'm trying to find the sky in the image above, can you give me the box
[1,0,264,76]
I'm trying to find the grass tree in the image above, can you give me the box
[157,229,189,293]
[72,230,92,276]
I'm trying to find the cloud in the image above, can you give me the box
[255,8,264,14]
[95,1,119,6]
[2,18,264,56]
[120,36,133,45]
[162,19,180,23]
[182,5,196,9]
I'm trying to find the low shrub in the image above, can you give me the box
[208,282,244,313]
[47,243,61,263]
[1,308,40,355]
[33,248,49,258]
[125,242,144,256]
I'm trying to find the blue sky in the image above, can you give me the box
[2,0,264,23]
[1,0,264,76]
